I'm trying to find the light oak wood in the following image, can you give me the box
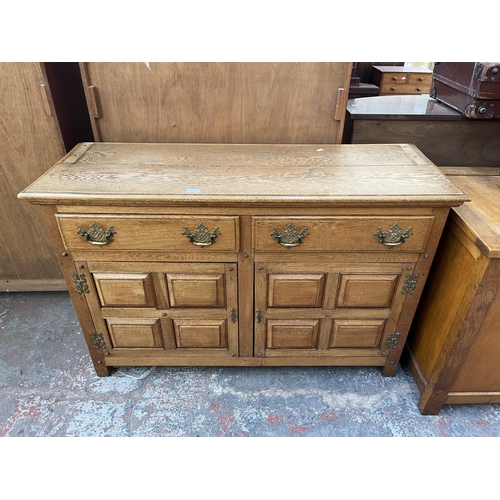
[57,215,239,252]
[336,274,398,308]
[267,320,321,349]
[80,62,352,144]
[268,274,326,308]
[407,168,500,413]
[106,317,163,349]
[0,63,65,290]
[93,273,157,307]
[19,143,466,207]
[253,216,434,253]
[331,319,386,348]
[20,143,466,376]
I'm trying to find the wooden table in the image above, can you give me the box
[345,94,500,167]
[19,143,467,377]
[406,167,500,414]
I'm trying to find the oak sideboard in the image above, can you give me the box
[19,143,467,377]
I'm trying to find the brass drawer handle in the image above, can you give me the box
[77,221,116,246]
[375,223,413,247]
[271,223,308,248]
[183,223,220,247]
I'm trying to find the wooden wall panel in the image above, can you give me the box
[81,62,352,144]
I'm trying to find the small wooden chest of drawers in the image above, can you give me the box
[406,167,500,414]
[19,143,467,377]
[371,66,433,96]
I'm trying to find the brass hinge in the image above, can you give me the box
[91,332,106,349]
[401,274,419,294]
[256,309,263,324]
[72,273,90,294]
[231,307,237,323]
[385,332,400,350]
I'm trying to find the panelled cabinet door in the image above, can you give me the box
[254,262,408,358]
[78,261,239,357]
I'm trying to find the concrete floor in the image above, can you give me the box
[1,291,500,437]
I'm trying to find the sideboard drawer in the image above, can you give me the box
[253,216,434,252]
[57,215,240,252]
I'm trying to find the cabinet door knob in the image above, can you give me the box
[392,76,397,80]
[77,221,116,246]
[183,223,220,247]
[271,223,308,248]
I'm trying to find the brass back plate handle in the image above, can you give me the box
[77,222,116,246]
[271,223,308,248]
[183,223,220,247]
[375,223,413,247]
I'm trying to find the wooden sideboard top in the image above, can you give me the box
[441,167,500,257]
[19,142,468,207]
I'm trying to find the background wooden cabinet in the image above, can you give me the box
[407,168,500,414]
[0,62,92,291]
[80,62,352,144]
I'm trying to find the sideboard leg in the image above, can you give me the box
[381,362,398,377]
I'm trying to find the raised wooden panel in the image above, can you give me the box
[107,318,163,348]
[330,319,385,348]
[337,274,399,308]
[268,273,325,308]
[173,319,227,348]
[266,319,320,349]
[93,272,156,307]
[167,273,226,308]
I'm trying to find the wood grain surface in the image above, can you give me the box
[1,63,66,288]
[80,62,352,144]
[19,143,467,207]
